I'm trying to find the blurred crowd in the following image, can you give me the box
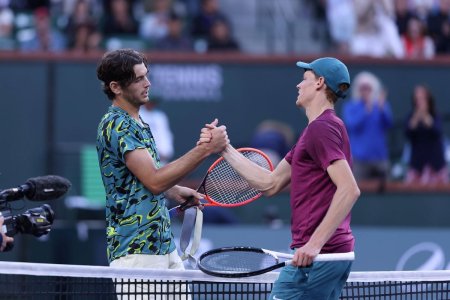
[310,0,450,59]
[0,0,240,53]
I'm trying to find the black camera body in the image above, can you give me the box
[0,175,71,251]
[0,204,54,237]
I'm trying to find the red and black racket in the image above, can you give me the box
[171,147,274,211]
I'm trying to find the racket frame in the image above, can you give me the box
[177,148,274,211]
[197,246,355,278]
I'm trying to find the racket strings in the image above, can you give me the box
[199,251,278,274]
[204,151,272,205]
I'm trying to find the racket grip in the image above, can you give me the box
[178,197,196,211]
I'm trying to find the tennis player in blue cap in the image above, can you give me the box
[201,57,360,299]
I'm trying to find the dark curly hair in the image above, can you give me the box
[96,49,148,100]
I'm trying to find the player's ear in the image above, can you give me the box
[109,81,122,96]
[316,76,325,89]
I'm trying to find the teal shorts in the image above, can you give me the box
[269,260,352,300]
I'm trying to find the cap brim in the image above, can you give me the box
[296,61,311,70]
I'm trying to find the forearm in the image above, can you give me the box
[221,144,281,195]
[149,146,211,194]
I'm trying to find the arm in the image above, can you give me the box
[220,144,291,196]
[292,159,360,267]
[126,121,228,195]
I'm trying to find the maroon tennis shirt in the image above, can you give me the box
[285,109,354,253]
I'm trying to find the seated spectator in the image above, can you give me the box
[191,0,229,40]
[404,84,448,185]
[350,0,404,58]
[394,0,415,36]
[207,19,239,52]
[102,0,138,37]
[139,0,171,42]
[65,0,102,53]
[427,0,450,54]
[155,11,193,52]
[19,7,66,52]
[401,16,435,59]
[0,2,13,39]
[326,0,355,54]
[342,71,393,186]
[250,120,295,166]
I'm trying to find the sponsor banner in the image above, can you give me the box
[149,64,223,101]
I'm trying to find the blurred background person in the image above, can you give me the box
[19,6,66,52]
[0,0,14,49]
[404,84,448,185]
[394,0,415,37]
[139,0,171,44]
[206,18,239,52]
[342,71,393,186]
[155,10,193,52]
[350,0,404,58]
[401,16,435,59]
[139,96,174,165]
[101,0,138,38]
[250,120,295,166]
[427,0,450,54]
[326,0,355,54]
[64,0,102,53]
[191,0,230,51]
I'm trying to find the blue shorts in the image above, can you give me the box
[269,260,352,300]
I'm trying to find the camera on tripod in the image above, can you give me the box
[0,175,71,251]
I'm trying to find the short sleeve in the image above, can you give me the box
[306,121,345,171]
[108,119,147,162]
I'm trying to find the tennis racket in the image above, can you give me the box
[197,246,355,278]
[170,147,274,212]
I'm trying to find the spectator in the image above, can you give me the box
[250,120,295,166]
[350,0,404,58]
[402,16,435,59]
[65,0,102,53]
[326,0,355,54]
[427,0,450,54]
[19,6,66,52]
[404,84,448,185]
[394,0,415,36]
[191,0,229,40]
[155,11,193,52]
[342,71,393,185]
[207,19,239,52]
[0,2,14,39]
[139,96,174,165]
[139,0,171,42]
[102,0,138,37]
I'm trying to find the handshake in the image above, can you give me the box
[196,118,230,155]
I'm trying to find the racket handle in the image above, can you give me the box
[283,252,355,266]
[178,197,197,211]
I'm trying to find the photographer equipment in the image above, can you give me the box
[0,175,72,251]
[0,175,72,202]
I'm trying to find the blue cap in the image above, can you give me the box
[296,57,350,98]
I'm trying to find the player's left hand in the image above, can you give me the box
[292,244,320,267]
[170,186,204,209]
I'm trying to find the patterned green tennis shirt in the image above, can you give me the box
[96,106,176,263]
